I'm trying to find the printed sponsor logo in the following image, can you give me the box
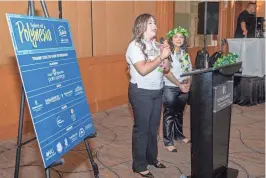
[56,116,64,127]
[58,26,69,44]
[79,128,85,137]
[61,105,67,110]
[15,21,52,48]
[69,133,78,142]
[66,125,72,132]
[85,123,92,130]
[32,100,43,112]
[45,95,60,105]
[75,86,83,96]
[47,68,65,83]
[70,108,76,121]
[64,90,73,97]
[56,142,63,153]
[64,138,69,147]
[58,26,67,37]
[45,148,56,160]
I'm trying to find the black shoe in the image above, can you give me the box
[172,149,177,152]
[134,171,154,178]
[153,162,166,168]
[164,146,177,152]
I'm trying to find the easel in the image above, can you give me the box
[13,1,99,178]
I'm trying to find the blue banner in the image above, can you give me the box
[6,14,95,168]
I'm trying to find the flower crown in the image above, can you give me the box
[166,26,189,40]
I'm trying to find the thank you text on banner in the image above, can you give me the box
[6,14,95,168]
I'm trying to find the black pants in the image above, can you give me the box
[128,83,162,172]
[163,86,188,146]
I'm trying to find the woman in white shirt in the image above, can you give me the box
[162,26,192,152]
[126,13,171,178]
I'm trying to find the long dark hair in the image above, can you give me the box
[132,13,155,60]
[168,34,188,55]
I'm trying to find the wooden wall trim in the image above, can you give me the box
[156,1,174,39]
[218,1,237,53]
[227,1,236,38]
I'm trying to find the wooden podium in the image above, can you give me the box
[181,62,242,178]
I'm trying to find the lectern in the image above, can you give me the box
[181,62,242,178]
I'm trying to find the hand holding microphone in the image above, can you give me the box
[160,45,171,60]
[158,37,172,71]
[160,37,172,62]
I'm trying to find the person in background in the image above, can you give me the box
[163,26,192,152]
[126,13,171,177]
[234,2,256,38]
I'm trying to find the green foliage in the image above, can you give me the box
[213,53,239,68]
[166,26,189,40]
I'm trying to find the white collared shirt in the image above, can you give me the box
[126,39,164,90]
[164,50,192,87]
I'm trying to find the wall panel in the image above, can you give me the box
[76,1,93,58]
[91,1,107,56]
[63,1,92,58]
[92,1,156,56]
[105,2,134,55]
[156,1,174,40]
[134,2,156,19]
[0,2,27,65]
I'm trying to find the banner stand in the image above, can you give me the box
[13,1,99,178]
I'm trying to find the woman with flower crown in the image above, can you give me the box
[162,26,192,152]
[126,13,172,177]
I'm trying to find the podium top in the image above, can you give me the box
[180,62,242,77]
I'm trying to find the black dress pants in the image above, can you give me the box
[163,86,188,146]
[128,83,162,172]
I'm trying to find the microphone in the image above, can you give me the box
[160,37,172,62]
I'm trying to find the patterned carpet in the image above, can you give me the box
[0,104,264,178]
